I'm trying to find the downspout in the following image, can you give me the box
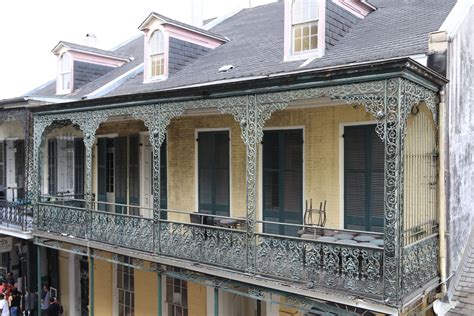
[428,30,449,295]
[438,87,448,294]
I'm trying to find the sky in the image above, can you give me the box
[0,0,275,100]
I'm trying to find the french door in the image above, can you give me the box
[262,129,303,236]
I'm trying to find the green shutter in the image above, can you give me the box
[129,135,140,216]
[97,138,107,211]
[160,140,168,218]
[114,137,128,214]
[48,139,58,196]
[344,125,384,232]
[198,131,230,216]
[262,129,303,236]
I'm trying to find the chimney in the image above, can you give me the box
[191,0,203,28]
[85,33,97,47]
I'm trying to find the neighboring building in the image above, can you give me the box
[0,0,472,315]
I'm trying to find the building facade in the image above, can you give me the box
[0,0,473,315]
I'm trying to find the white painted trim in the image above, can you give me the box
[439,0,474,39]
[194,128,233,217]
[203,8,242,30]
[68,253,79,316]
[338,120,377,230]
[258,126,305,230]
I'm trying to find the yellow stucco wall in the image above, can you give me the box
[135,266,158,316]
[93,257,113,316]
[166,104,372,229]
[188,282,207,316]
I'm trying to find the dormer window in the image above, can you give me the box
[292,0,319,53]
[284,0,324,61]
[149,30,165,78]
[59,53,71,93]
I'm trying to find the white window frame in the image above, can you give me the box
[114,257,135,316]
[149,30,166,80]
[284,0,326,61]
[57,53,72,94]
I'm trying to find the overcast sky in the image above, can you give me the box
[0,0,275,100]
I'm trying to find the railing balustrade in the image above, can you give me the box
[0,199,33,231]
[34,199,438,302]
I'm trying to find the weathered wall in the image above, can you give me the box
[446,5,474,294]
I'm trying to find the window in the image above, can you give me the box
[59,53,71,91]
[166,268,188,316]
[149,30,165,78]
[292,0,319,53]
[117,256,134,316]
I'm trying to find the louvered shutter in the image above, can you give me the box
[262,130,303,236]
[114,137,128,214]
[97,138,107,210]
[198,131,229,216]
[129,135,140,216]
[48,139,58,196]
[344,125,384,232]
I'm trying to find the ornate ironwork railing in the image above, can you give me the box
[159,220,247,271]
[401,233,439,295]
[36,203,88,239]
[0,199,33,232]
[90,210,154,252]
[256,233,384,298]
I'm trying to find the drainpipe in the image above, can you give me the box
[438,88,448,294]
[428,30,449,295]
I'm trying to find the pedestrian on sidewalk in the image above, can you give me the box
[24,288,37,316]
[0,293,9,316]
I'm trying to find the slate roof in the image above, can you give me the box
[53,41,132,60]
[27,0,456,100]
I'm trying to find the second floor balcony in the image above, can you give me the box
[31,60,444,309]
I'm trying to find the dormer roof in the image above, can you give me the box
[138,12,228,43]
[52,41,132,62]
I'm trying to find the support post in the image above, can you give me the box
[150,130,162,251]
[84,137,94,240]
[37,245,41,315]
[244,95,259,273]
[157,272,162,316]
[90,256,95,316]
[214,287,219,316]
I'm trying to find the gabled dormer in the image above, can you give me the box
[139,12,227,83]
[284,0,375,61]
[52,41,132,95]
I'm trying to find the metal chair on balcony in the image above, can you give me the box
[298,199,327,239]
